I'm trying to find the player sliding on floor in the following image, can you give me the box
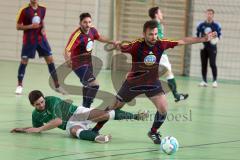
[11,90,148,143]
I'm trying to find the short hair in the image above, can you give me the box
[143,20,158,32]
[79,12,91,21]
[28,90,44,105]
[206,9,215,14]
[148,7,159,19]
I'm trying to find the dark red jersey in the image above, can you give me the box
[120,38,178,84]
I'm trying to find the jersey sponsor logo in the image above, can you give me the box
[144,52,156,66]
[86,38,93,52]
[32,15,41,24]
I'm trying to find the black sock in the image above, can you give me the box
[82,86,88,107]
[151,111,167,133]
[92,120,108,133]
[83,85,99,108]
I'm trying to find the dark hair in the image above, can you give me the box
[79,12,91,21]
[207,9,215,14]
[143,20,158,32]
[28,90,44,105]
[148,7,159,19]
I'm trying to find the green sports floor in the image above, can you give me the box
[0,60,240,160]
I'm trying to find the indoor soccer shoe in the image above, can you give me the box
[148,131,161,144]
[94,134,112,143]
[175,93,189,102]
[55,86,68,95]
[199,81,208,87]
[15,86,23,95]
[212,81,218,88]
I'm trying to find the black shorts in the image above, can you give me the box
[116,80,164,102]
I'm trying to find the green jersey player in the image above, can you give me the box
[11,90,148,143]
[148,7,188,102]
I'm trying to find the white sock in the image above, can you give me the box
[108,110,115,120]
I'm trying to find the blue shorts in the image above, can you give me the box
[21,40,52,59]
[74,65,96,86]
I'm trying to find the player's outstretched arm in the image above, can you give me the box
[11,118,62,134]
[177,31,217,45]
[97,35,118,48]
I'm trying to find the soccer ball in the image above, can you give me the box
[160,136,179,155]
[210,37,219,45]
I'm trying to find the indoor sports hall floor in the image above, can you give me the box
[0,60,240,160]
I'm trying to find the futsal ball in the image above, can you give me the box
[160,136,179,155]
[210,37,219,45]
[32,16,41,24]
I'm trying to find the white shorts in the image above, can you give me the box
[159,54,171,71]
[66,106,93,136]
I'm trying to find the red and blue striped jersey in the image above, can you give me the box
[16,4,47,45]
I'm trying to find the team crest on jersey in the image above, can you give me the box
[86,38,93,52]
[144,52,156,66]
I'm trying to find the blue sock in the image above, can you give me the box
[17,63,27,86]
[47,63,59,88]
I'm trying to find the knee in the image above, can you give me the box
[157,103,168,114]
[21,59,28,64]
[46,56,54,64]
[103,111,111,120]
[70,126,82,138]
[210,63,216,68]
